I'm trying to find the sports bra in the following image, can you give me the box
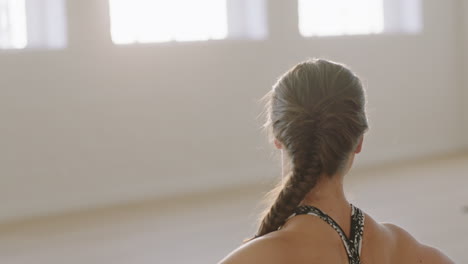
[285,204,365,264]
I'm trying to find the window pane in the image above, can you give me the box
[0,0,27,49]
[109,0,228,44]
[298,0,384,37]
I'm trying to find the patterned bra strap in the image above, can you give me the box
[287,204,365,263]
[349,204,365,257]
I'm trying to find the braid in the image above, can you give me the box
[255,143,323,237]
[244,59,369,243]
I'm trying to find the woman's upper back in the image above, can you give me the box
[220,60,453,264]
[219,210,454,264]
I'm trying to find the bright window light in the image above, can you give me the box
[0,0,27,49]
[298,0,384,37]
[109,0,228,44]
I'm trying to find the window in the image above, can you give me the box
[109,0,229,44]
[0,0,28,49]
[298,0,384,37]
[0,0,67,50]
[226,0,267,40]
[298,0,422,37]
[382,0,422,34]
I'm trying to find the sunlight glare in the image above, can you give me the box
[298,0,384,37]
[0,0,27,49]
[109,0,228,44]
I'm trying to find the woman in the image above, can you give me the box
[220,59,453,264]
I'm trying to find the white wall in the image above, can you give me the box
[2,155,467,264]
[0,0,466,223]
[461,0,468,148]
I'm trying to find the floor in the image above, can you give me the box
[0,153,467,264]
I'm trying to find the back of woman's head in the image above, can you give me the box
[253,58,369,239]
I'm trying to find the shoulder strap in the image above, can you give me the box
[288,204,365,264]
[349,204,365,257]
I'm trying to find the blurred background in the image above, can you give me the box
[0,0,467,263]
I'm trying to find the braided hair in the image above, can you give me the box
[248,59,369,240]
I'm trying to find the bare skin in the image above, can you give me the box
[219,136,454,264]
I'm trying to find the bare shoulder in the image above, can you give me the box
[217,234,289,264]
[218,229,337,264]
[382,223,454,264]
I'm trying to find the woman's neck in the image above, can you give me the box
[280,149,354,212]
[299,174,351,215]
[280,173,353,237]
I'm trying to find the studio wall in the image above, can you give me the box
[0,0,465,223]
